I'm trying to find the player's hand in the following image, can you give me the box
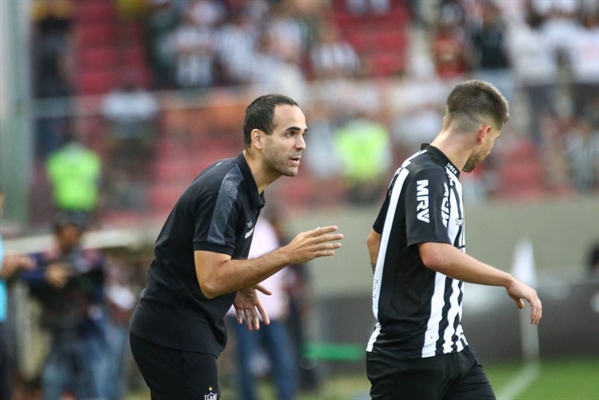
[284,226,343,265]
[233,284,272,331]
[506,279,542,325]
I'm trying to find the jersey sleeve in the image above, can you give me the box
[191,185,240,256]
[405,167,451,247]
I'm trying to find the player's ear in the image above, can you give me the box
[251,129,264,150]
[476,125,492,144]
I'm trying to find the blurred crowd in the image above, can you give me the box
[26,0,599,218]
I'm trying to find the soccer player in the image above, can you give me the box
[365,80,542,399]
[129,94,343,399]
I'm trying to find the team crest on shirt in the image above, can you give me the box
[205,387,218,400]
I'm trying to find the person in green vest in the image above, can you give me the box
[46,132,102,221]
[334,109,392,205]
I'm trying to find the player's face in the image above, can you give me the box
[262,105,307,177]
[463,127,500,173]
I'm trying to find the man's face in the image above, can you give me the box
[463,127,501,173]
[56,224,84,252]
[261,105,307,177]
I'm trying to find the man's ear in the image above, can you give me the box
[476,125,492,144]
[251,129,264,149]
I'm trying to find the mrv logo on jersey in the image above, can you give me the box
[416,180,430,223]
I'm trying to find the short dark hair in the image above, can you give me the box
[444,80,509,133]
[53,211,89,232]
[243,94,299,147]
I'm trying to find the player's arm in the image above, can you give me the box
[366,229,381,274]
[195,225,343,299]
[418,242,542,324]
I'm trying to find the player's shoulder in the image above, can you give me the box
[408,151,445,177]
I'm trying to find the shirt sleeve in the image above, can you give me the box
[405,167,451,247]
[191,185,241,256]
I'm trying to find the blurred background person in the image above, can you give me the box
[333,106,392,206]
[96,257,136,400]
[30,0,74,161]
[467,1,513,105]
[507,5,559,146]
[170,5,217,89]
[19,212,106,400]
[270,207,320,395]
[101,71,159,211]
[45,127,102,223]
[0,187,35,400]
[226,214,298,400]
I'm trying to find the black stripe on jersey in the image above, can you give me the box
[451,281,464,352]
[435,276,454,354]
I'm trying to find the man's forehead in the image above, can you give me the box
[273,104,306,128]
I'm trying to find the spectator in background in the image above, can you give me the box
[334,107,392,205]
[0,187,35,400]
[566,8,599,119]
[101,72,159,210]
[30,0,73,100]
[146,0,180,89]
[46,129,102,222]
[388,54,445,160]
[170,7,216,89]
[214,4,263,86]
[30,0,75,160]
[188,0,226,28]
[431,15,469,80]
[507,7,558,145]
[563,113,599,193]
[269,206,319,394]
[227,216,298,400]
[266,3,309,65]
[97,257,136,400]
[249,32,308,106]
[20,212,106,400]
[310,22,360,80]
[468,1,513,104]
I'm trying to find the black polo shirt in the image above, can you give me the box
[130,152,264,355]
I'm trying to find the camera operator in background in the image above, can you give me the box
[20,212,106,399]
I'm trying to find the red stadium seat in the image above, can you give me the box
[77,47,119,71]
[76,70,119,95]
[74,1,117,23]
[76,23,117,47]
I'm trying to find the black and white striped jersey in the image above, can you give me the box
[367,144,468,360]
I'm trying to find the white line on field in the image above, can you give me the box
[496,362,541,400]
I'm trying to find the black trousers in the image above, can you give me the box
[129,333,220,400]
[367,346,496,400]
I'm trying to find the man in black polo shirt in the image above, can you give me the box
[365,80,542,399]
[129,94,343,399]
